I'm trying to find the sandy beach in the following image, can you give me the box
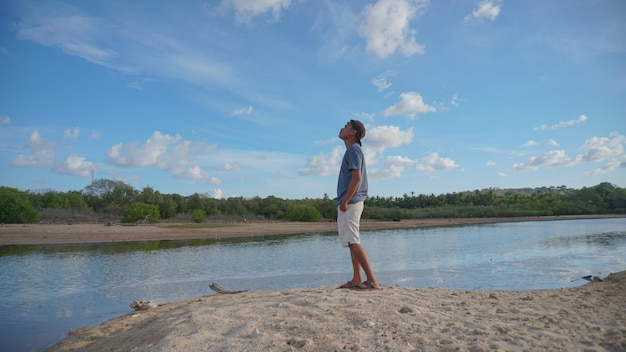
[43,271,625,352]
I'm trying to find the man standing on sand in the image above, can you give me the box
[337,120,380,290]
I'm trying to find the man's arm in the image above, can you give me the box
[340,169,361,212]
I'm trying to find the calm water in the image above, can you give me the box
[1,218,625,351]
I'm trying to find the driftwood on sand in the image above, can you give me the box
[209,283,248,294]
[129,300,157,311]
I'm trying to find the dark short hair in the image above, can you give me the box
[349,120,366,144]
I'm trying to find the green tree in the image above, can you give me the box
[82,179,137,213]
[158,197,178,219]
[257,196,289,219]
[30,189,64,209]
[0,186,39,223]
[361,205,375,219]
[137,186,162,205]
[312,194,336,219]
[220,196,248,215]
[63,191,89,209]
[171,193,186,214]
[605,187,626,212]
[186,193,204,211]
[30,190,89,210]
[204,197,221,216]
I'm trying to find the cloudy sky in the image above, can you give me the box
[1,0,624,199]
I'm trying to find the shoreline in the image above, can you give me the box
[1,214,624,245]
[45,271,626,352]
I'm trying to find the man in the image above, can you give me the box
[337,120,380,290]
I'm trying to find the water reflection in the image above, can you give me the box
[542,231,626,248]
[0,233,304,257]
[0,218,624,352]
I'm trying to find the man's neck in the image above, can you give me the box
[343,138,357,149]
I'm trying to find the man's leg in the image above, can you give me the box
[349,246,363,284]
[349,243,380,288]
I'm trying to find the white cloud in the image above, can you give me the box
[497,172,508,177]
[371,71,396,91]
[547,139,559,146]
[127,77,155,91]
[298,145,344,176]
[12,130,56,167]
[231,105,253,116]
[64,127,80,139]
[158,140,216,179]
[416,152,459,173]
[355,112,375,121]
[211,188,224,199]
[585,157,625,175]
[464,0,503,23]
[222,162,242,172]
[54,155,96,177]
[366,125,414,154]
[512,150,582,171]
[369,155,414,180]
[219,0,292,24]
[15,7,239,98]
[106,131,217,181]
[521,140,538,147]
[580,133,625,162]
[383,91,436,119]
[0,116,10,127]
[359,0,428,58]
[17,14,130,73]
[108,131,180,167]
[511,133,625,173]
[178,165,206,180]
[435,94,462,112]
[166,54,238,89]
[486,160,496,166]
[534,115,588,130]
[450,94,459,107]
[314,137,337,146]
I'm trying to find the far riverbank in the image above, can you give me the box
[1,214,624,245]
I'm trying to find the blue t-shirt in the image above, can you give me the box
[337,143,368,206]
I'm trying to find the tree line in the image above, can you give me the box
[0,180,624,224]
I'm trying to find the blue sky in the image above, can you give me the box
[1,0,624,199]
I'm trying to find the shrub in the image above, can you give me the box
[39,208,98,223]
[190,209,206,223]
[0,186,39,223]
[121,203,160,223]
[286,204,322,222]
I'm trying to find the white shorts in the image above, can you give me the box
[337,201,364,247]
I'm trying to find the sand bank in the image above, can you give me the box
[1,214,624,245]
[45,271,625,352]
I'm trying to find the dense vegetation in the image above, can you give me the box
[0,180,624,224]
